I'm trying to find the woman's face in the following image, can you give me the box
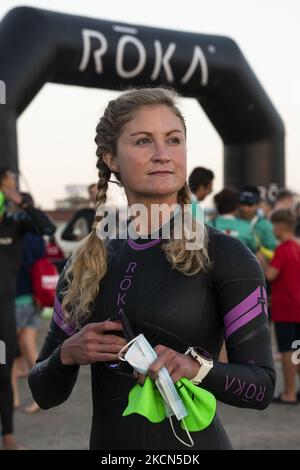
[104,105,187,205]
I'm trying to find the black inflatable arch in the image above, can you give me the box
[0,6,284,189]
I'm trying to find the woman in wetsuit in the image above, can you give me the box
[29,88,275,450]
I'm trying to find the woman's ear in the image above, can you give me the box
[102,152,119,173]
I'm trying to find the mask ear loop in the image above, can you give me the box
[169,416,194,448]
[118,334,140,361]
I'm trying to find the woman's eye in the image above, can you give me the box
[136,137,151,145]
[168,137,181,144]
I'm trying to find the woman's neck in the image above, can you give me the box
[127,195,179,235]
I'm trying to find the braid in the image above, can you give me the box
[92,156,111,230]
[177,182,191,206]
[96,157,111,202]
[62,154,112,327]
[162,181,209,276]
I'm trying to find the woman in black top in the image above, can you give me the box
[29,88,275,450]
[0,169,55,449]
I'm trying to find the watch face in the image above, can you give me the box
[193,347,212,360]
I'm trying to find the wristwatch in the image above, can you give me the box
[185,347,213,384]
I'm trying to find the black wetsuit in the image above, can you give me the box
[0,206,55,436]
[29,225,275,450]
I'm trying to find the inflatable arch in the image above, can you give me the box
[0,6,284,189]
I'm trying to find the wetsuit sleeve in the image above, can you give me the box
[19,205,56,236]
[201,229,276,410]
[28,265,80,409]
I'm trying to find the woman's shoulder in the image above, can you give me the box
[206,224,248,249]
[105,236,127,253]
[55,259,71,303]
[205,224,262,277]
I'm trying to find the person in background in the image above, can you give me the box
[257,209,300,404]
[188,167,214,221]
[61,183,97,241]
[273,188,295,211]
[46,235,66,273]
[238,186,277,257]
[207,188,257,253]
[0,168,55,449]
[188,167,214,202]
[12,193,46,414]
[259,198,274,220]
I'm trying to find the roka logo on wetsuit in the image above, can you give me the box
[117,262,138,317]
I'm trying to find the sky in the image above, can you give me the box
[0,0,300,209]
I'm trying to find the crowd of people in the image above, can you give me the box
[190,167,300,406]
[0,87,299,450]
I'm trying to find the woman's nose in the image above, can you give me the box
[153,143,170,161]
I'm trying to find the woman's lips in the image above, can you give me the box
[148,171,174,176]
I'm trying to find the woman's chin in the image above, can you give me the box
[144,181,182,196]
[144,189,180,200]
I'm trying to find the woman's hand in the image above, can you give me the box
[135,344,200,385]
[60,320,127,366]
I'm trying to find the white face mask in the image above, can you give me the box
[119,334,194,447]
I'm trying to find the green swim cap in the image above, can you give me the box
[0,191,5,216]
[123,376,216,432]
